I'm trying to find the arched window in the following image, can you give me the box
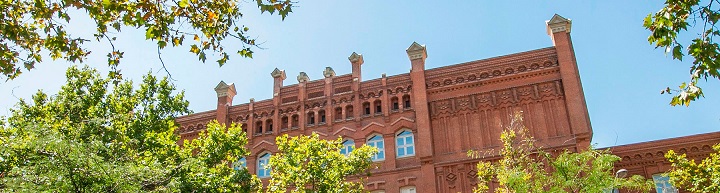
[255,121,263,134]
[291,114,299,129]
[307,112,315,125]
[318,110,326,124]
[346,105,354,119]
[281,116,289,130]
[396,130,415,158]
[335,107,343,121]
[374,100,382,114]
[266,119,273,133]
[367,135,385,161]
[257,153,271,178]
[652,173,678,193]
[232,157,246,170]
[340,139,355,156]
[391,97,399,111]
[403,95,411,109]
[362,102,371,116]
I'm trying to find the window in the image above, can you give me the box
[400,186,416,193]
[346,105,354,119]
[391,97,399,111]
[266,119,273,133]
[255,121,263,134]
[340,139,355,156]
[232,157,246,170]
[403,95,411,109]
[291,114,299,129]
[335,107,343,121]
[396,130,415,158]
[257,153,271,178]
[281,116,288,130]
[363,102,371,115]
[319,110,326,124]
[652,174,678,193]
[374,100,382,114]
[367,135,385,161]
[308,112,315,125]
[240,123,247,134]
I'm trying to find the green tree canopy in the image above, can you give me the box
[266,133,377,193]
[645,0,720,106]
[0,0,293,80]
[664,143,720,192]
[0,66,260,192]
[469,112,652,193]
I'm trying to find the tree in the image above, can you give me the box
[0,0,293,80]
[664,143,720,192]
[266,133,377,193]
[0,66,260,192]
[469,112,652,193]
[644,0,720,106]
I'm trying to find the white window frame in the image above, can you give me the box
[367,134,385,161]
[652,173,678,193]
[257,153,271,178]
[232,157,246,170]
[396,129,415,158]
[340,139,355,156]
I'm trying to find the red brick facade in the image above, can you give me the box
[173,14,719,193]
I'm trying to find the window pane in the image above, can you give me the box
[398,148,405,156]
[405,137,413,144]
[378,153,384,159]
[397,138,404,146]
[407,146,414,155]
[377,141,384,149]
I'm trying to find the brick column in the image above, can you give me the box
[406,42,437,192]
[214,81,236,126]
[546,14,593,150]
[271,68,286,135]
[349,52,364,122]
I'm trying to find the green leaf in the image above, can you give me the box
[179,0,189,8]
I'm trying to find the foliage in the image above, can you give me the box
[0,0,293,80]
[469,112,652,193]
[266,133,377,193]
[0,66,260,192]
[644,0,720,106]
[665,143,720,192]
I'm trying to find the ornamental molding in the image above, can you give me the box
[361,122,385,131]
[546,14,572,34]
[406,42,427,60]
[390,117,415,126]
[252,140,274,149]
[214,81,237,98]
[333,127,356,136]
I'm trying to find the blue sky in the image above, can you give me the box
[0,1,717,148]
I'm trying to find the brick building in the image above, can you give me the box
[174,14,720,193]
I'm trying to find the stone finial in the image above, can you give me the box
[214,81,237,98]
[271,68,286,79]
[348,52,364,64]
[382,73,386,78]
[323,67,336,78]
[406,42,427,60]
[297,72,310,83]
[546,14,572,35]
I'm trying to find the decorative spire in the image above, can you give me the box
[546,14,572,35]
[406,42,427,60]
[348,52,364,64]
[323,67,336,78]
[214,81,236,98]
[271,68,286,79]
[297,72,310,83]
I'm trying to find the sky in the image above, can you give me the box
[1,1,718,148]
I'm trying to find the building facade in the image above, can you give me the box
[173,14,720,193]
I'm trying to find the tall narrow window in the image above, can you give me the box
[281,116,289,130]
[346,105,354,119]
[241,123,247,134]
[266,119,273,133]
[403,95,411,109]
[257,153,271,178]
[396,130,415,158]
[335,107,343,121]
[232,157,246,170]
[318,110,326,124]
[367,135,385,161]
[363,102,371,115]
[374,100,382,114]
[307,112,315,125]
[291,114,299,129]
[255,121,263,134]
[340,139,355,156]
[652,174,678,193]
[391,97,399,111]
